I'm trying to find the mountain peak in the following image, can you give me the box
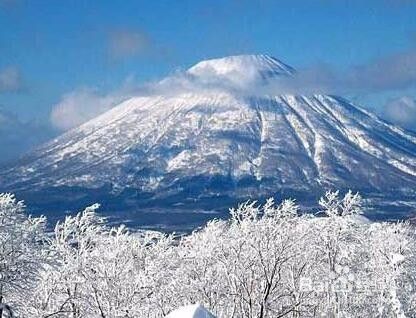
[187,54,295,84]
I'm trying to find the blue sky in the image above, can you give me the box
[1,0,416,160]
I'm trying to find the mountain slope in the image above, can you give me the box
[2,55,416,226]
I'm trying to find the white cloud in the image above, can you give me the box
[0,66,21,93]
[258,45,416,96]
[381,96,416,130]
[50,88,128,131]
[108,29,150,60]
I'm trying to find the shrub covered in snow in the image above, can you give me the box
[0,190,416,317]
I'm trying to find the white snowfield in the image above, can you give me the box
[165,304,216,318]
[2,54,416,206]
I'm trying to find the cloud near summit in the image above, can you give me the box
[49,42,416,131]
[49,76,141,131]
[149,43,416,97]
[50,88,126,131]
[261,44,416,96]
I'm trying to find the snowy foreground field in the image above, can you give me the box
[1,191,416,317]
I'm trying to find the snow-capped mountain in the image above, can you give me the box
[2,54,416,225]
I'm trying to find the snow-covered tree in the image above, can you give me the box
[25,203,177,318]
[0,193,46,317]
[310,190,366,317]
[1,191,416,317]
[23,203,107,317]
[365,221,416,317]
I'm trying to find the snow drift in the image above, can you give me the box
[165,304,216,318]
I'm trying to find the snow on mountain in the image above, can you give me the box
[1,54,416,223]
[165,304,216,318]
[187,54,295,86]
